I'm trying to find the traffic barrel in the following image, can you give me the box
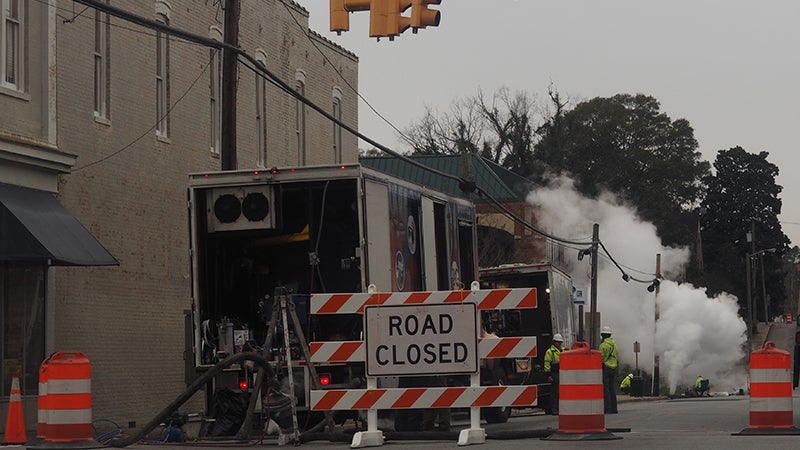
[3,371,27,444]
[37,357,50,438]
[544,342,620,441]
[735,341,800,435]
[44,352,93,442]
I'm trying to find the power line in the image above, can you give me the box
[60,4,90,23]
[73,55,213,171]
[33,0,211,41]
[274,0,417,149]
[72,0,652,278]
[477,190,592,246]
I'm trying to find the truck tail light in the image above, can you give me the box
[319,373,331,386]
[239,379,249,390]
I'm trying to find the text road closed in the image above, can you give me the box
[364,303,478,376]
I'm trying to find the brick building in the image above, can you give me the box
[1,0,358,430]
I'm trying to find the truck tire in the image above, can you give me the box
[482,370,512,424]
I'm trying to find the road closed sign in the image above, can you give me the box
[364,303,478,376]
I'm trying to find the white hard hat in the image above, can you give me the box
[601,325,613,335]
[553,333,564,342]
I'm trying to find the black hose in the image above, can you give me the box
[106,352,274,447]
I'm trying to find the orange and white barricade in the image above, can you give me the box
[545,342,620,441]
[736,341,800,435]
[310,283,539,447]
[3,372,27,444]
[44,352,93,442]
[37,357,50,438]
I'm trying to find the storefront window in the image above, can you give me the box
[1,262,45,396]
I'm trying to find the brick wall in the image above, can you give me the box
[53,0,358,425]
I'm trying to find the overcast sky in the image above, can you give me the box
[298,1,800,246]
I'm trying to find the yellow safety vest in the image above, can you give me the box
[599,337,618,369]
[544,345,561,372]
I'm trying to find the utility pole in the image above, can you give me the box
[760,253,769,322]
[749,222,756,333]
[221,0,239,170]
[653,253,661,397]
[746,256,753,346]
[589,223,599,349]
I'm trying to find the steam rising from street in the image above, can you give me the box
[528,177,748,393]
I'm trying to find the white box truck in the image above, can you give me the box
[186,163,479,426]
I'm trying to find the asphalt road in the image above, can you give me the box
[19,322,800,449]
[107,394,800,450]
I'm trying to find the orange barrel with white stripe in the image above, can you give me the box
[748,341,793,429]
[37,357,50,438]
[545,342,620,441]
[559,342,606,432]
[45,352,93,442]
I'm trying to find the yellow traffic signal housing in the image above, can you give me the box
[330,0,372,34]
[332,0,438,39]
[410,0,441,30]
[368,0,388,37]
[386,0,412,38]
[370,0,412,39]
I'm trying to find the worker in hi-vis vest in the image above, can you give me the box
[599,325,619,414]
[544,333,564,415]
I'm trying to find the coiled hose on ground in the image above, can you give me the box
[105,352,570,446]
[106,352,275,447]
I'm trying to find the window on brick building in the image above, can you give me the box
[94,7,110,120]
[295,69,306,166]
[209,27,222,156]
[255,50,268,167]
[155,6,170,139]
[1,0,24,92]
[0,263,46,396]
[332,87,343,164]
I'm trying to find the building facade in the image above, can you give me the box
[1,0,358,430]
[0,0,86,428]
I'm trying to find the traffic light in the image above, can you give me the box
[410,0,441,31]
[330,0,372,34]
[370,0,412,39]
[387,0,412,38]
[331,0,440,39]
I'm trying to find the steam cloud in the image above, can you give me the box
[528,176,747,393]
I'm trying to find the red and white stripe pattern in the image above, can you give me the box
[38,358,49,438]
[44,352,93,442]
[479,336,537,359]
[748,342,793,429]
[557,342,607,434]
[309,337,537,363]
[311,288,537,315]
[310,385,537,411]
[310,341,365,363]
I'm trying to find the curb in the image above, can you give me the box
[617,395,668,403]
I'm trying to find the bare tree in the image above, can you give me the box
[403,87,539,177]
[476,88,536,176]
[404,98,485,155]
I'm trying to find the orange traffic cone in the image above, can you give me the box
[3,373,26,444]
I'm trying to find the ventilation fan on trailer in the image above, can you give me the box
[206,186,275,232]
